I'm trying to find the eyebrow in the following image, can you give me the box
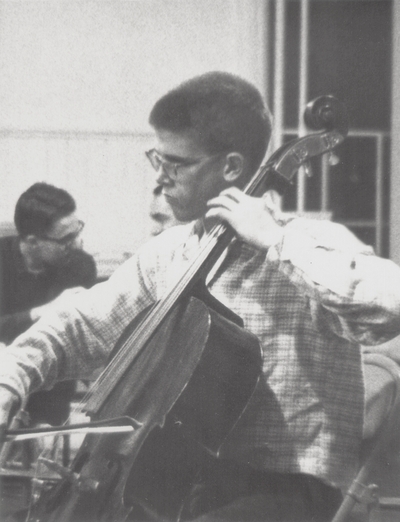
[155,150,193,164]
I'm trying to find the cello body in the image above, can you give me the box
[28,296,262,522]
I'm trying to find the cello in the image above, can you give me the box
[5,95,348,522]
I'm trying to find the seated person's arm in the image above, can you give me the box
[46,249,98,300]
[0,311,34,345]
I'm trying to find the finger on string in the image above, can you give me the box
[205,208,230,222]
[218,187,243,202]
[207,197,237,212]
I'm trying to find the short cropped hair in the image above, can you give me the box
[14,182,76,237]
[149,71,272,174]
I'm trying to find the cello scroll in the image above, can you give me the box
[255,95,349,195]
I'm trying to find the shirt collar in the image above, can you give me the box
[10,236,28,275]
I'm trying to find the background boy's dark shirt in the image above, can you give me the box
[0,235,97,423]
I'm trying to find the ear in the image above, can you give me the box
[222,152,245,184]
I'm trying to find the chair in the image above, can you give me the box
[333,353,400,522]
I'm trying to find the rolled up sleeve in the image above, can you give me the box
[267,218,400,345]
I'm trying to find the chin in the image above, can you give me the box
[172,209,193,222]
[176,213,198,223]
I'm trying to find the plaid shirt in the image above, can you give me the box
[2,217,400,488]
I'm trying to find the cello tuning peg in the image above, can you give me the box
[302,161,312,177]
[327,151,340,166]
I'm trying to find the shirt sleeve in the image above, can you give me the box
[267,218,400,345]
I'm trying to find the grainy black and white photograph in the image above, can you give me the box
[0,1,398,521]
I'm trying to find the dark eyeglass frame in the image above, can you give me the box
[145,148,224,180]
[39,220,85,247]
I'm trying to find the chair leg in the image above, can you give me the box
[332,382,400,522]
[332,454,380,521]
[62,434,70,467]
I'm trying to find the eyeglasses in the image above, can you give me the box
[40,220,85,247]
[145,148,223,180]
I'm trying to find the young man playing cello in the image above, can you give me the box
[1,72,400,521]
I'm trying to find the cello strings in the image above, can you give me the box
[84,222,227,404]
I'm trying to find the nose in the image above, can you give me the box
[155,166,173,186]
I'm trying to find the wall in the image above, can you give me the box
[0,0,267,260]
